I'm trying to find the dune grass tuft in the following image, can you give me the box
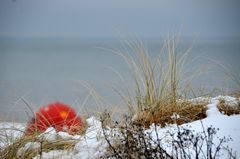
[113,35,208,127]
[0,134,76,159]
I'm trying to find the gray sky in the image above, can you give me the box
[0,0,239,38]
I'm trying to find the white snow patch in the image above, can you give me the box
[38,127,57,142]
[72,116,108,158]
[58,131,75,140]
[74,138,107,159]
[187,96,211,104]
[171,112,180,119]
[85,116,103,138]
[33,150,74,159]
[206,102,222,117]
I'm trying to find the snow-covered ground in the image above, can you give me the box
[0,122,26,148]
[0,96,239,159]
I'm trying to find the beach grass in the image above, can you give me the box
[0,134,76,159]
[111,35,209,127]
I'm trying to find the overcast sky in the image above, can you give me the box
[0,0,239,38]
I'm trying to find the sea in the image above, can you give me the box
[0,37,240,122]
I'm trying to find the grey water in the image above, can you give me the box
[0,37,240,122]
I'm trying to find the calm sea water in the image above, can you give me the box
[0,37,240,122]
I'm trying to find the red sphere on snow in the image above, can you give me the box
[25,102,84,135]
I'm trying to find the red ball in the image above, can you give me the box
[25,102,84,135]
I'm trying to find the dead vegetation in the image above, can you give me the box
[217,99,240,116]
[0,134,76,159]
[101,115,236,159]
[133,101,208,128]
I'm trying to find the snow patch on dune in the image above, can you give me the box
[1,96,240,158]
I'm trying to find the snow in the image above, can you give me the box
[0,122,25,147]
[213,95,239,107]
[38,127,57,142]
[33,150,73,159]
[171,112,180,119]
[84,116,103,138]
[206,101,222,117]
[189,96,211,102]
[73,116,108,159]
[74,137,108,159]
[0,95,240,159]
[58,131,80,140]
